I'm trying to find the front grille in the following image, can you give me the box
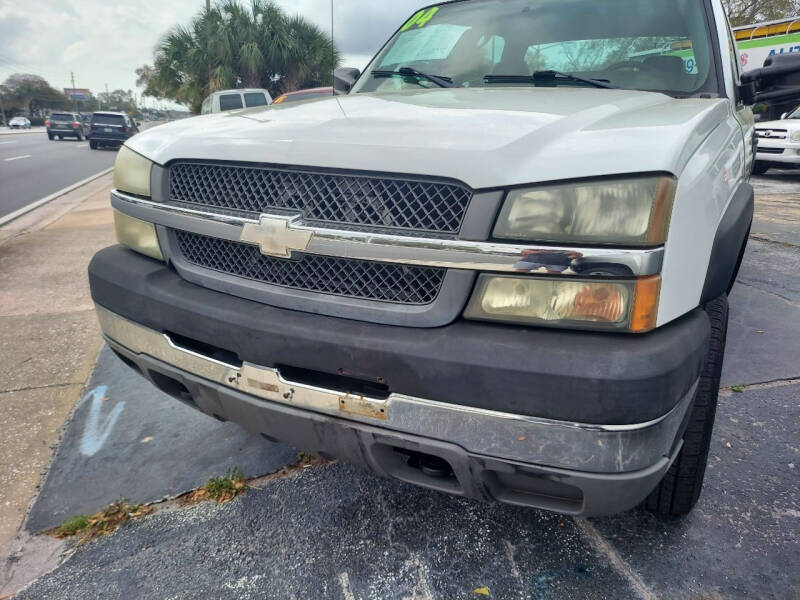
[756,129,787,139]
[169,163,472,234]
[757,147,785,154]
[174,230,445,305]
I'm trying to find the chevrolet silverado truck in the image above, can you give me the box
[88,0,800,516]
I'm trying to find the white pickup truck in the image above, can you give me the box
[90,0,800,516]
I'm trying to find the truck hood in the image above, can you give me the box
[129,87,729,190]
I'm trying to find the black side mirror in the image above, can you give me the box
[740,53,800,105]
[334,67,361,95]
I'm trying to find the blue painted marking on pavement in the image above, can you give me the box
[79,385,125,457]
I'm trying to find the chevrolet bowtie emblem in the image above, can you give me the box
[240,215,313,258]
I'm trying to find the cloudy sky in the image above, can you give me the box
[0,0,429,108]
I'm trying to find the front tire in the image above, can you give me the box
[76,132,83,141]
[644,295,728,517]
[89,141,98,150]
[48,133,54,140]
[752,161,770,176]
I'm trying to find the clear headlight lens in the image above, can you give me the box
[464,275,660,333]
[114,210,163,261]
[791,130,800,142]
[113,145,152,197]
[494,176,676,246]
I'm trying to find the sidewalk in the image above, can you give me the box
[0,175,114,557]
[0,127,44,136]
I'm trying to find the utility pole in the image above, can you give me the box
[105,83,109,110]
[206,0,210,11]
[71,72,78,113]
[0,92,6,127]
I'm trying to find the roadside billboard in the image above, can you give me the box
[64,88,91,101]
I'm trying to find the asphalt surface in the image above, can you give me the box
[5,173,800,599]
[0,132,117,220]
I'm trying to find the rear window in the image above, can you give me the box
[244,93,268,108]
[50,113,74,121]
[92,114,125,126]
[219,94,244,110]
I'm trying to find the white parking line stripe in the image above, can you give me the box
[3,154,31,161]
[0,141,17,145]
[75,144,88,148]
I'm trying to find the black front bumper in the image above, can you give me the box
[89,245,709,426]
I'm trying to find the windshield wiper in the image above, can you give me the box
[485,70,616,89]
[372,66,454,88]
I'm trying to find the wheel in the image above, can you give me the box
[89,141,97,150]
[644,295,728,517]
[48,133,54,140]
[76,132,83,141]
[752,161,770,176]
[57,135,62,140]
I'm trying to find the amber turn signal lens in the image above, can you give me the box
[630,275,661,333]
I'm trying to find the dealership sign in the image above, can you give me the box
[64,88,91,101]
[738,33,800,72]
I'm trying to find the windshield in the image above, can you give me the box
[787,107,800,119]
[353,0,718,97]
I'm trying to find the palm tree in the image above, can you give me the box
[145,0,340,113]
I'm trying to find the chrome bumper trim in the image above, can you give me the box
[111,190,664,277]
[96,306,695,473]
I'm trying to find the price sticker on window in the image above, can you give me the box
[400,7,440,32]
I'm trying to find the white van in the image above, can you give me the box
[200,89,272,114]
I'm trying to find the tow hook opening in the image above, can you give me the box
[404,451,455,480]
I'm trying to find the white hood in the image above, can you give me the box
[129,87,729,190]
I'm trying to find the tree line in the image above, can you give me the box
[136,0,340,114]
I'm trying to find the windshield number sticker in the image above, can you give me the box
[400,7,439,32]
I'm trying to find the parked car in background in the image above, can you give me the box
[89,112,139,149]
[200,89,272,114]
[46,112,89,140]
[753,106,800,174]
[9,116,32,129]
[272,87,334,104]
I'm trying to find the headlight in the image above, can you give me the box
[464,275,660,333]
[113,210,163,261]
[114,145,152,197]
[494,176,676,246]
[791,130,800,142]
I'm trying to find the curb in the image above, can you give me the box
[0,168,113,228]
[0,128,46,136]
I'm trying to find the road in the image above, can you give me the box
[0,132,117,220]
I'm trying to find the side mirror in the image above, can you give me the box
[740,53,800,105]
[781,112,789,120]
[334,67,361,95]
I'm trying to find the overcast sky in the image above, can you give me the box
[0,0,429,108]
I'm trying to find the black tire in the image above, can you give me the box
[752,161,770,176]
[89,141,98,149]
[644,295,729,517]
[76,132,83,141]
[48,133,54,140]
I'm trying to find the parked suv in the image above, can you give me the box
[46,112,88,140]
[89,112,139,149]
[89,0,800,517]
[753,105,800,174]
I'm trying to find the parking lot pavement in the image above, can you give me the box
[24,347,299,533]
[2,178,799,599]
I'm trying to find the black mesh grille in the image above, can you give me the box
[174,230,445,305]
[169,163,472,234]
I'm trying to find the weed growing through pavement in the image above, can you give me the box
[48,501,151,544]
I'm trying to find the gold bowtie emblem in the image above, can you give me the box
[240,215,313,258]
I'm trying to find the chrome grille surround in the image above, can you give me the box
[174,230,446,305]
[168,162,473,235]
